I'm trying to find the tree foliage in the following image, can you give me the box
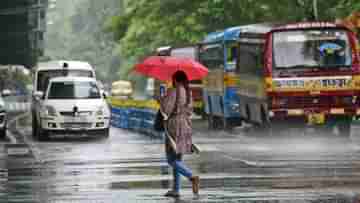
[110,0,359,61]
[45,0,121,83]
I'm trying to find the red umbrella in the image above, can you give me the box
[134,56,208,81]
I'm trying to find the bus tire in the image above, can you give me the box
[36,123,49,141]
[256,107,271,136]
[32,114,37,138]
[207,114,213,130]
[246,105,251,122]
[337,116,351,137]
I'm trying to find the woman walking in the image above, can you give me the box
[160,71,199,198]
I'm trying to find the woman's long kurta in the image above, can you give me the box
[160,85,193,154]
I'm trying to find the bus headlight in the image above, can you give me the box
[96,107,105,116]
[230,103,240,112]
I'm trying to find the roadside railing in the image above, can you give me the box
[109,97,163,138]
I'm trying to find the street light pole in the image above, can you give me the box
[313,0,318,20]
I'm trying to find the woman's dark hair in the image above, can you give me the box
[172,71,191,106]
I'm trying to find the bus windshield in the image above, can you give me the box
[273,29,352,69]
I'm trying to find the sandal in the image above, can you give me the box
[191,176,200,195]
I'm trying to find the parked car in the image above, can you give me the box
[33,76,110,140]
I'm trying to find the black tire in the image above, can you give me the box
[36,125,49,141]
[253,107,270,136]
[213,116,224,130]
[207,114,214,130]
[0,127,6,139]
[32,115,37,138]
[245,105,251,122]
[103,128,110,138]
[338,117,351,137]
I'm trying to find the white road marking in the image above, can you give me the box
[7,146,30,156]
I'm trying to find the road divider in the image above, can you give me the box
[110,97,163,138]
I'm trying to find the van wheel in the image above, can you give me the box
[0,127,6,139]
[36,126,49,141]
[338,117,351,137]
[103,128,110,138]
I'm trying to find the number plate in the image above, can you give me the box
[307,113,325,125]
[69,116,88,123]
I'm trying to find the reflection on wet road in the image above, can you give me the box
[2,118,360,202]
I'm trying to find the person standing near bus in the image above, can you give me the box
[160,71,200,198]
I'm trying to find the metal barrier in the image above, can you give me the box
[110,98,163,139]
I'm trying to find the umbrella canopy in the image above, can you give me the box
[134,56,208,81]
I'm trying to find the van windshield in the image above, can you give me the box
[47,81,100,99]
[273,29,352,69]
[37,70,94,92]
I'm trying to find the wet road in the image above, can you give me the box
[2,114,360,202]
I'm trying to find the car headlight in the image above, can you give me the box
[96,106,104,116]
[96,105,110,117]
[44,105,57,116]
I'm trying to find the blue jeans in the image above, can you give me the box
[166,152,193,192]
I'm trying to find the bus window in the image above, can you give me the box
[237,43,264,76]
[199,44,224,70]
[227,43,238,70]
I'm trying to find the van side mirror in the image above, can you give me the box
[102,91,108,99]
[34,91,44,100]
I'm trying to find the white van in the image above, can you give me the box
[32,61,97,140]
[34,76,110,140]
[0,94,7,138]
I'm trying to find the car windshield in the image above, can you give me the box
[47,81,101,99]
[273,29,352,69]
[37,70,94,92]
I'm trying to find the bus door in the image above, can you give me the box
[236,38,266,123]
[199,43,225,118]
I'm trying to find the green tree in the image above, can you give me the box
[109,0,359,82]
[45,0,122,84]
